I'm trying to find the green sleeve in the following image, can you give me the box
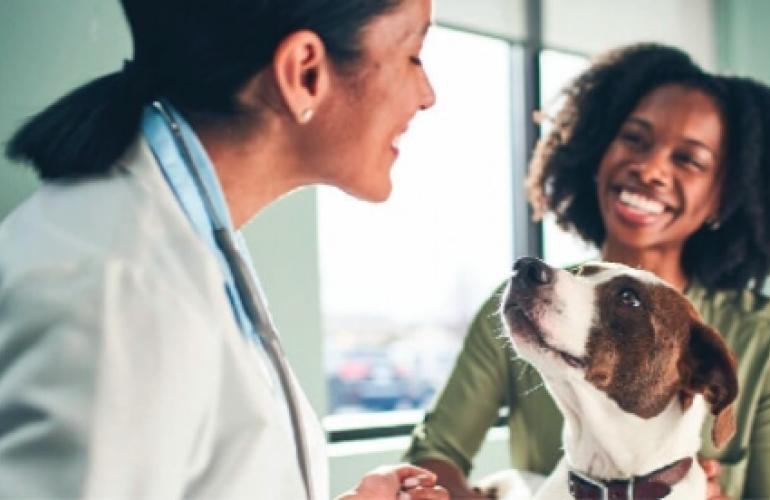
[404,285,511,475]
[744,363,770,499]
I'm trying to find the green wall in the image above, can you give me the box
[0,0,130,215]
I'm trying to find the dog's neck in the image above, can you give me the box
[546,376,706,480]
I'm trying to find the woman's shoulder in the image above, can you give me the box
[2,138,209,271]
[0,138,224,316]
[688,283,770,369]
[689,282,770,324]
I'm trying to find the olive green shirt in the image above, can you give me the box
[405,282,770,499]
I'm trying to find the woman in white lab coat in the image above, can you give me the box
[0,0,446,499]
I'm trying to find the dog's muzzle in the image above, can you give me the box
[505,257,554,313]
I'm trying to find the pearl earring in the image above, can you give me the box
[299,108,314,124]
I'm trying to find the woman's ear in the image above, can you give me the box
[270,30,331,124]
[679,321,738,448]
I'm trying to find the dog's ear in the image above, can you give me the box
[679,320,738,449]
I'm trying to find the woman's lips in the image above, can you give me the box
[611,188,672,226]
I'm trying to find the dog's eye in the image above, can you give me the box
[619,288,641,307]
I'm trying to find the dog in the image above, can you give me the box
[486,258,738,500]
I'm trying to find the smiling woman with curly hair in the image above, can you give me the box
[406,43,770,500]
[529,43,770,293]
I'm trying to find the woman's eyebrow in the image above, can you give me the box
[682,138,717,159]
[404,21,431,42]
[625,117,652,129]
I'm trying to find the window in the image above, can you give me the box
[318,26,517,419]
[318,29,601,433]
[538,50,599,268]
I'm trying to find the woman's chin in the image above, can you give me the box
[342,181,393,204]
[604,218,668,250]
[364,191,391,203]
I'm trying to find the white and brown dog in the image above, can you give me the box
[489,258,738,500]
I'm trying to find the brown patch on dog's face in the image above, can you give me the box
[584,275,738,446]
[585,277,691,418]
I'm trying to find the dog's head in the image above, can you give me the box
[502,258,738,448]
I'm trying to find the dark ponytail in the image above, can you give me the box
[6,62,153,180]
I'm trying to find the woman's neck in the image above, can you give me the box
[601,241,688,292]
[196,119,309,229]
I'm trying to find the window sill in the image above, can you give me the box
[324,409,424,443]
[327,425,510,458]
[324,408,509,443]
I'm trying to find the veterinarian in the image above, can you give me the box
[406,43,770,500]
[0,1,448,499]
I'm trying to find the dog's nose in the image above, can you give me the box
[513,257,553,287]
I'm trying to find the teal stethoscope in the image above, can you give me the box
[150,100,314,500]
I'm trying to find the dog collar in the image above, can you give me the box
[567,457,693,500]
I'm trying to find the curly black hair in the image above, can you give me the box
[528,43,770,292]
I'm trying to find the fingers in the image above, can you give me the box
[698,457,727,500]
[705,480,729,500]
[401,485,450,500]
[699,458,721,480]
[390,464,438,485]
[705,480,720,500]
[402,474,437,489]
[394,466,446,500]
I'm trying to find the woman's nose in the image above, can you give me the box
[419,71,436,111]
[632,153,672,187]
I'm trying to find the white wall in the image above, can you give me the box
[435,0,526,40]
[542,0,716,68]
[435,0,717,68]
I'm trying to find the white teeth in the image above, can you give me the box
[392,136,402,148]
[619,190,665,215]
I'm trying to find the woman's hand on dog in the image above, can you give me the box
[336,464,449,500]
[699,457,729,500]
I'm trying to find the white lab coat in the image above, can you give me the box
[0,138,329,499]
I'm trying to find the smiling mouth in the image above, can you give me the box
[391,125,410,153]
[609,186,678,225]
[504,302,585,369]
[618,189,665,215]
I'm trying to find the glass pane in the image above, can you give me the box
[319,27,515,417]
[538,49,600,267]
